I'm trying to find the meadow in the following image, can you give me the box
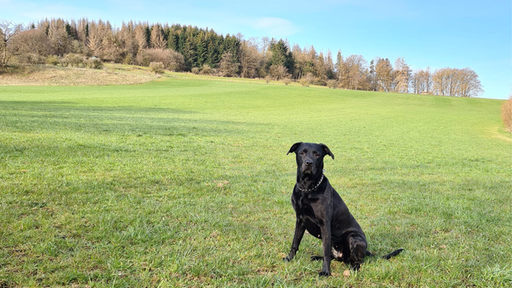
[1,74,511,287]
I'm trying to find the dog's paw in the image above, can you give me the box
[350,263,361,271]
[318,270,330,277]
[283,256,292,262]
[310,255,323,261]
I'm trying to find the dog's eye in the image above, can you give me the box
[313,151,320,157]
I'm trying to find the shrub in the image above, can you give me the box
[502,96,512,133]
[149,62,165,74]
[63,53,86,67]
[265,75,272,84]
[299,78,310,87]
[200,64,212,75]
[191,67,200,74]
[124,54,133,65]
[46,55,59,66]
[137,49,184,71]
[327,80,337,89]
[18,53,45,65]
[282,78,292,86]
[86,57,103,69]
[59,58,69,67]
[314,77,327,86]
[299,73,315,87]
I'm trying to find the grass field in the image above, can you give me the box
[1,74,511,287]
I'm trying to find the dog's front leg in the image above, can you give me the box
[319,220,332,276]
[284,217,305,262]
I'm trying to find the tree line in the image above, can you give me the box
[1,18,483,97]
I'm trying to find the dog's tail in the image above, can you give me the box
[367,248,404,260]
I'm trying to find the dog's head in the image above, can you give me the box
[287,142,334,177]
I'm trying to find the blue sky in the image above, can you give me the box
[1,0,510,99]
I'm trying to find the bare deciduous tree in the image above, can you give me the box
[411,67,432,94]
[269,64,289,80]
[134,23,149,54]
[47,18,72,56]
[457,67,483,97]
[86,21,103,57]
[376,58,393,92]
[432,67,483,97]
[394,57,410,93]
[219,51,239,77]
[345,54,367,90]
[0,19,22,67]
[239,39,262,78]
[13,27,52,57]
[150,24,167,49]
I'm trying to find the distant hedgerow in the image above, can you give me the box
[502,95,512,132]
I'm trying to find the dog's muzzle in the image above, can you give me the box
[302,162,316,175]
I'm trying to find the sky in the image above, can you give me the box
[1,0,511,99]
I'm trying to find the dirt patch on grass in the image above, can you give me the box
[0,64,159,86]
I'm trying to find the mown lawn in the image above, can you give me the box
[1,76,511,287]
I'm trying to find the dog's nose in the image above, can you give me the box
[305,159,313,166]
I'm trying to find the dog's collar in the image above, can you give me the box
[298,174,324,193]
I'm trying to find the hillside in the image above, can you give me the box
[0,64,158,86]
[0,75,511,287]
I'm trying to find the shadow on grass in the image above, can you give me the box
[0,101,263,137]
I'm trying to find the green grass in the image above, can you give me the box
[1,76,511,287]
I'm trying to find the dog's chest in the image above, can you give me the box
[293,192,325,232]
[296,194,316,216]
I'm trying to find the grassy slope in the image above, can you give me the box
[0,64,158,86]
[0,77,511,287]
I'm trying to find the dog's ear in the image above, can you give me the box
[287,142,303,155]
[320,143,334,159]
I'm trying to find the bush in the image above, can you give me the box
[137,49,184,71]
[299,78,310,87]
[299,73,315,87]
[265,75,272,84]
[63,53,86,67]
[314,78,327,86]
[124,54,133,65]
[86,57,103,69]
[18,53,45,65]
[46,55,59,66]
[200,64,212,75]
[150,62,165,74]
[282,78,292,86]
[502,96,512,133]
[59,58,69,67]
[191,67,200,74]
[327,80,337,89]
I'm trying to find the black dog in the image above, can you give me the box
[283,142,403,276]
